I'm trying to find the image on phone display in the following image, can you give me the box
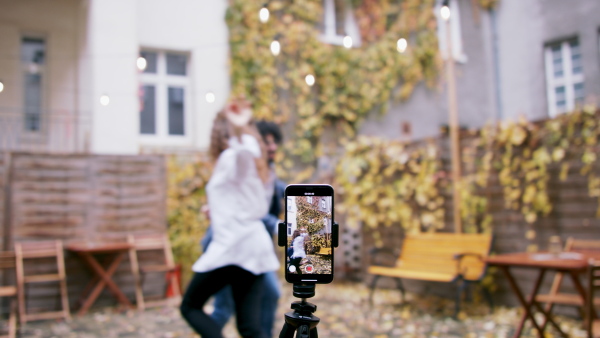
[285,194,333,278]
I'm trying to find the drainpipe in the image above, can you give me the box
[490,8,503,121]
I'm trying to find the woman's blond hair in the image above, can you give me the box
[208,109,269,184]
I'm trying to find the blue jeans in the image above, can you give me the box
[211,271,281,338]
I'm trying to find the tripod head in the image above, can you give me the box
[280,283,320,338]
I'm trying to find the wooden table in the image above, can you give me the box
[486,251,600,337]
[66,242,134,315]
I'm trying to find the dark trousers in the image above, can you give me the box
[180,265,265,338]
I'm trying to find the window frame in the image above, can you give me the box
[21,35,47,134]
[320,0,362,47]
[544,38,585,117]
[138,49,192,146]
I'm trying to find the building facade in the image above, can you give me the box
[0,0,230,154]
[360,0,600,141]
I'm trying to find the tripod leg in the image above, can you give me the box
[279,322,296,338]
[310,327,318,338]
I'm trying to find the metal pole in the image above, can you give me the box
[445,14,462,233]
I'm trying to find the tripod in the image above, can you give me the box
[277,221,338,338]
[279,283,320,338]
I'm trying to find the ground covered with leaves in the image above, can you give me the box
[18,282,588,337]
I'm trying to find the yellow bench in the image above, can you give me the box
[317,247,332,255]
[367,232,493,316]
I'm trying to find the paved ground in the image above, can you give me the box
[16,281,589,337]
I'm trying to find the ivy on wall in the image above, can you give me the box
[166,156,212,284]
[227,0,441,180]
[336,136,445,246]
[333,107,599,244]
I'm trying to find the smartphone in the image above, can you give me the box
[284,184,334,284]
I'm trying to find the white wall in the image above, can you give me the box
[86,0,139,154]
[136,0,230,151]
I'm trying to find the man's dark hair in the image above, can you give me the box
[256,120,283,144]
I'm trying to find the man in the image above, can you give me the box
[201,120,284,337]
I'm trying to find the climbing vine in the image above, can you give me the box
[166,155,212,284]
[296,196,330,235]
[335,136,445,246]
[227,0,442,181]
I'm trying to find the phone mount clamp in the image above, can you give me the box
[277,222,339,338]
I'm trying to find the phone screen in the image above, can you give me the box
[285,184,334,284]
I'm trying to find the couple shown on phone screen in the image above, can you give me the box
[180,97,284,338]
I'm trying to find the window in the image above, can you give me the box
[287,223,293,236]
[306,196,313,203]
[320,199,326,209]
[320,0,361,47]
[544,39,584,117]
[435,0,467,63]
[21,37,46,132]
[139,50,190,141]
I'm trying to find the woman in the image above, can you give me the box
[288,230,306,274]
[180,98,279,338]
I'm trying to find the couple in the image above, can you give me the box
[180,98,284,338]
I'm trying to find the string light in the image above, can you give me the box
[100,95,110,106]
[305,74,315,87]
[440,4,450,21]
[270,40,281,56]
[205,92,216,103]
[397,38,407,53]
[259,5,270,23]
[343,36,353,49]
[137,57,147,71]
[0,81,4,93]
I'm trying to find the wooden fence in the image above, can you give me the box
[0,152,167,315]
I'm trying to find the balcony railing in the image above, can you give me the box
[0,109,91,153]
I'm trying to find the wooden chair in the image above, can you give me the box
[15,240,70,324]
[536,238,600,319]
[589,259,600,338]
[0,252,17,338]
[128,233,181,310]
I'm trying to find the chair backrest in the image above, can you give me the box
[398,232,493,281]
[128,233,175,267]
[15,241,63,259]
[568,238,600,253]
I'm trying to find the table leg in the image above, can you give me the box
[500,266,545,337]
[86,252,132,305]
[569,270,598,320]
[78,252,133,315]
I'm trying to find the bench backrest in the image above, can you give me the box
[398,232,493,281]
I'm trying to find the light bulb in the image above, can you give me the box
[441,5,450,21]
[305,74,315,87]
[343,36,353,49]
[270,40,281,56]
[137,57,147,71]
[259,7,270,23]
[0,81,4,93]
[205,92,216,103]
[397,38,407,53]
[100,95,110,106]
